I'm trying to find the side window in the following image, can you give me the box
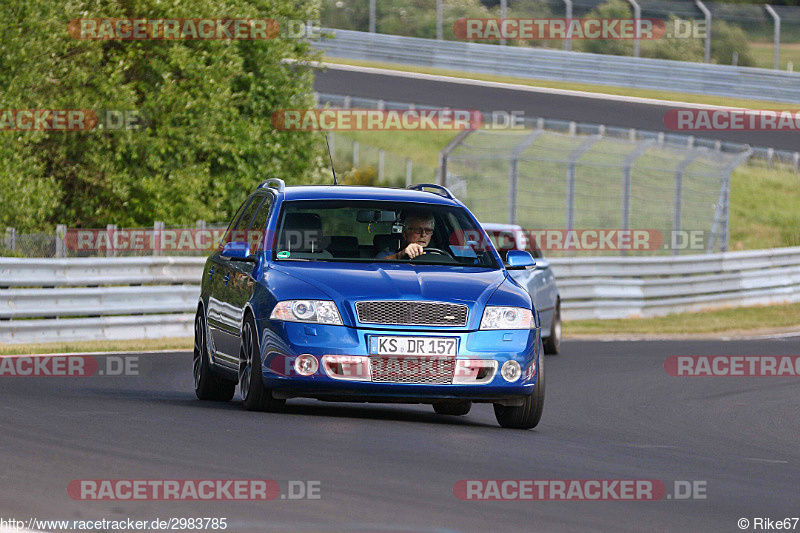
[219,197,253,249]
[249,195,273,252]
[226,196,263,246]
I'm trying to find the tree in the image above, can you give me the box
[0,0,326,231]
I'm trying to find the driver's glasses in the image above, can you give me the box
[407,227,434,236]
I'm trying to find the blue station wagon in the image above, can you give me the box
[194,179,545,429]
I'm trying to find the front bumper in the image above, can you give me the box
[255,320,541,403]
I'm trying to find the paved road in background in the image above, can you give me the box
[314,65,800,152]
[2,339,799,532]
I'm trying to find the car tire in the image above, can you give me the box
[239,315,285,413]
[432,400,472,416]
[493,351,545,429]
[193,310,235,402]
[543,300,561,355]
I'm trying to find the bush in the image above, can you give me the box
[711,19,756,66]
[0,0,326,231]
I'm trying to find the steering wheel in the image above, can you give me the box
[411,247,452,259]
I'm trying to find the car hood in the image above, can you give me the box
[268,262,527,330]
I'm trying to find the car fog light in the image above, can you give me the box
[294,354,319,376]
[501,360,521,382]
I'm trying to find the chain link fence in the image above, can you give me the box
[443,128,751,256]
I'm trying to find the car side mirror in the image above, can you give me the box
[221,241,255,262]
[505,250,535,270]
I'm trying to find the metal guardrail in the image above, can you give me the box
[2,249,799,343]
[314,29,800,104]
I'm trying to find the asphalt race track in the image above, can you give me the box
[313,66,800,152]
[2,339,799,532]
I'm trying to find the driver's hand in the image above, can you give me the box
[402,243,425,259]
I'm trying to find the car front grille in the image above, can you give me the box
[355,301,468,326]
[370,356,455,384]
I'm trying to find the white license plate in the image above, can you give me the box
[369,336,457,356]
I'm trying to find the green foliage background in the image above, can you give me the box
[0,0,327,231]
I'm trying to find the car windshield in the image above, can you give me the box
[273,200,499,269]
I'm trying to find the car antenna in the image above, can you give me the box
[325,134,338,185]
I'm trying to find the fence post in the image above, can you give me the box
[4,227,15,253]
[508,129,546,225]
[562,0,573,51]
[438,129,474,186]
[695,0,712,63]
[153,221,164,256]
[56,224,67,258]
[621,141,654,256]
[626,0,641,57]
[369,0,376,33]
[765,4,780,70]
[106,224,117,257]
[565,136,601,236]
[672,152,700,256]
[406,158,413,187]
[436,0,443,40]
[378,149,385,181]
[500,0,507,46]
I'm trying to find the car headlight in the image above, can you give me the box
[479,306,534,330]
[270,300,343,325]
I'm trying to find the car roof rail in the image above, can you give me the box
[407,183,455,200]
[259,178,286,193]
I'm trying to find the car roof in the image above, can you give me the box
[278,185,459,206]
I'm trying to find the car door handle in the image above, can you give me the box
[223,273,230,286]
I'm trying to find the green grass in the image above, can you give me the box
[749,42,800,71]
[564,302,800,335]
[0,337,191,356]
[322,56,799,109]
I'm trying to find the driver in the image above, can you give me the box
[377,211,435,260]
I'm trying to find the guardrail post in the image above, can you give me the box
[4,227,15,253]
[378,149,385,181]
[765,4,780,70]
[153,221,164,256]
[406,158,413,186]
[695,0,712,63]
[56,224,67,258]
